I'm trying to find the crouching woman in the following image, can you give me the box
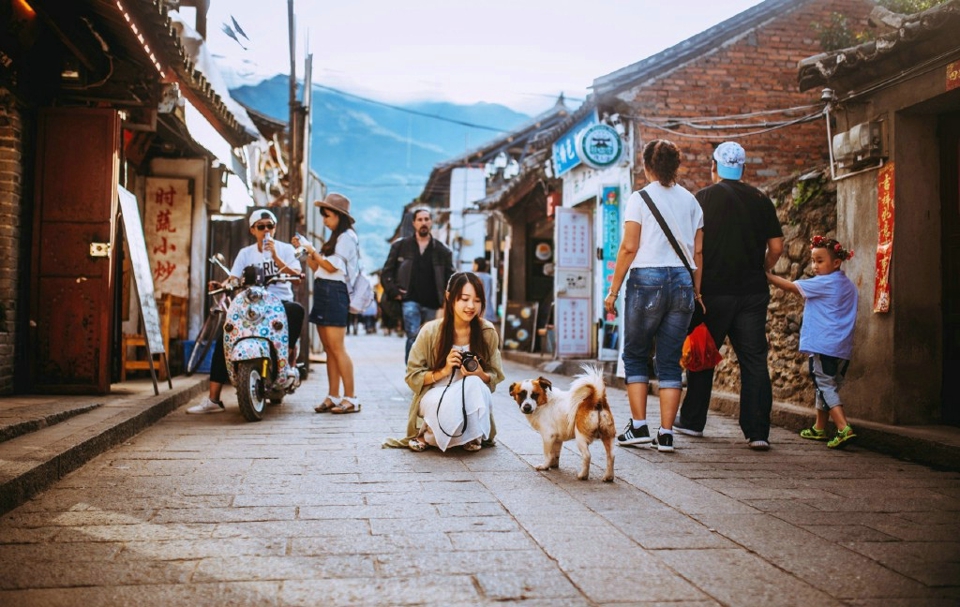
[384,272,504,452]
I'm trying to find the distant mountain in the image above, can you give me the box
[230,75,531,269]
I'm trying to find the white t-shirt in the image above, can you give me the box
[314,229,360,284]
[230,240,302,301]
[623,182,704,270]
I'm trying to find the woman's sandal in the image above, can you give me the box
[462,439,482,452]
[314,395,340,413]
[408,437,427,452]
[329,397,361,414]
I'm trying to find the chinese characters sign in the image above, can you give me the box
[551,111,598,177]
[556,208,591,269]
[948,61,960,92]
[556,298,590,357]
[144,177,193,298]
[601,186,620,304]
[874,163,894,313]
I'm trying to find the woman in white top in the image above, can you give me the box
[293,193,362,414]
[604,140,705,453]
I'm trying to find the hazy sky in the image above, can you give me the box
[202,0,767,115]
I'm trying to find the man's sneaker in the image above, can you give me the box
[617,422,652,446]
[748,439,770,451]
[827,425,857,449]
[673,422,703,437]
[654,431,675,453]
[186,397,224,414]
[799,426,828,441]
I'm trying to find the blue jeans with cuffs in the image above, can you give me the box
[622,267,695,390]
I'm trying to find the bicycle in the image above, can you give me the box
[185,254,234,376]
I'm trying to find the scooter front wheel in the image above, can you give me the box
[236,359,267,422]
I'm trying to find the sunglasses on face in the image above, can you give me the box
[254,223,275,231]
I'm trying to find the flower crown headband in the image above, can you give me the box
[810,235,853,261]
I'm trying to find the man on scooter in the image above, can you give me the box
[187,209,304,414]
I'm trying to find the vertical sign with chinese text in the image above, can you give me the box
[556,298,590,357]
[601,186,620,303]
[555,207,593,357]
[144,177,193,298]
[874,163,895,313]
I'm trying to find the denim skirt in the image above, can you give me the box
[309,278,348,327]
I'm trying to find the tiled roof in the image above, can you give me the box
[121,0,256,145]
[797,0,960,91]
[592,0,798,97]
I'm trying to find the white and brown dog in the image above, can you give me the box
[509,366,616,482]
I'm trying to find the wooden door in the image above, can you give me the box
[31,108,119,393]
[942,114,960,425]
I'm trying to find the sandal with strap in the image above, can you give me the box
[799,426,828,441]
[314,395,341,413]
[330,397,362,414]
[408,437,428,452]
[462,438,482,452]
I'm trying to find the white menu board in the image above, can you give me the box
[556,297,591,357]
[556,209,591,269]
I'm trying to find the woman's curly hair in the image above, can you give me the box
[642,139,681,185]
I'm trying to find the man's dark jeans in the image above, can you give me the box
[678,292,772,441]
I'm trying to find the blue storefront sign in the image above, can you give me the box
[551,111,598,177]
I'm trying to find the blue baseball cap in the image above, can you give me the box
[713,142,745,180]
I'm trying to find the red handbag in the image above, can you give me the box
[681,323,723,372]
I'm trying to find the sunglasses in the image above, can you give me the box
[253,223,275,231]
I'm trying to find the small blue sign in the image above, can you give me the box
[552,111,598,177]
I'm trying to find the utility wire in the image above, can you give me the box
[634,111,822,140]
[314,84,514,133]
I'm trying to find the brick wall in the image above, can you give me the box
[618,0,873,191]
[0,87,22,394]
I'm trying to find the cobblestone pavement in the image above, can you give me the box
[1,333,958,606]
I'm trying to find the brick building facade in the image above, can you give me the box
[593,0,874,192]
[0,90,25,394]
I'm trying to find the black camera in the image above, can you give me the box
[460,351,480,372]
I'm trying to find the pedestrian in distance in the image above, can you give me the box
[292,193,362,414]
[187,209,304,414]
[383,272,505,452]
[674,141,784,451]
[766,236,859,449]
[604,139,704,453]
[380,206,455,363]
[472,256,498,323]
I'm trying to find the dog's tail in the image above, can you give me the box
[570,365,613,438]
[569,364,606,405]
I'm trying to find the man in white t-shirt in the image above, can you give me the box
[187,209,304,414]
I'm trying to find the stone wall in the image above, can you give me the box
[710,168,838,407]
[0,88,23,395]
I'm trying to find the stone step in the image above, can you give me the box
[0,402,103,444]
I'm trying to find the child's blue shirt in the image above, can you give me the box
[794,270,858,360]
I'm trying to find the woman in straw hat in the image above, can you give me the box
[292,193,362,414]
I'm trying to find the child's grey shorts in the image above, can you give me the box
[808,353,850,411]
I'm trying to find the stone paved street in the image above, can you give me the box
[0,333,958,606]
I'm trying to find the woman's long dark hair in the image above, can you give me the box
[319,210,356,256]
[432,272,489,371]
[642,139,681,185]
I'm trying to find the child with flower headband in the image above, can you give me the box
[766,236,859,449]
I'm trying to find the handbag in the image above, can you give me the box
[681,323,723,371]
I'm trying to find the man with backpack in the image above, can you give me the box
[381,206,455,363]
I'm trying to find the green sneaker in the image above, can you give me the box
[827,425,857,449]
[799,426,828,441]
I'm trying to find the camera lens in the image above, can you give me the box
[463,357,478,372]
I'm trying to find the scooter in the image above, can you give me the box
[213,263,302,422]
